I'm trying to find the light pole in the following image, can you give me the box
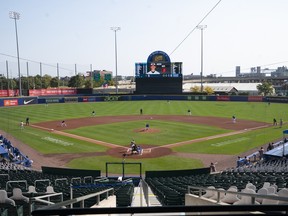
[110,27,121,94]
[197,25,207,93]
[9,11,22,96]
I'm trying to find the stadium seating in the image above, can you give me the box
[2,132,288,213]
[220,187,240,204]
[255,188,268,204]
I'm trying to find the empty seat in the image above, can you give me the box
[245,183,256,191]
[262,193,279,205]
[256,188,268,204]
[233,188,259,205]
[0,190,15,206]
[202,186,215,199]
[277,188,288,204]
[262,182,271,189]
[46,186,55,194]
[266,186,276,195]
[210,188,225,201]
[9,188,29,203]
[28,185,37,194]
[221,187,240,204]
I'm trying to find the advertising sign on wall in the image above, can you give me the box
[29,88,77,96]
[4,99,18,106]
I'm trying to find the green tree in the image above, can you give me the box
[50,77,59,87]
[257,82,274,96]
[0,76,10,90]
[34,75,42,89]
[84,79,93,88]
[42,74,52,88]
[68,75,85,88]
[9,79,17,90]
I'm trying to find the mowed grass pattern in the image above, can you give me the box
[0,100,287,173]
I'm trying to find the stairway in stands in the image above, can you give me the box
[131,186,161,207]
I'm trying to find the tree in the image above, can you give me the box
[84,79,93,88]
[50,77,59,87]
[68,75,84,88]
[9,79,17,90]
[42,74,52,88]
[190,85,200,93]
[204,86,214,95]
[257,82,274,96]
[34,75,42,89]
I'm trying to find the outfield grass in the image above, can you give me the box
[0,100,287,173]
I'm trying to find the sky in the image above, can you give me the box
[1,0,288,78]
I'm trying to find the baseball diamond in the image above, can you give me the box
[24,115,270,171]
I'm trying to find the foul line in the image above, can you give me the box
[151,124,270,150]
[31,124,121,148]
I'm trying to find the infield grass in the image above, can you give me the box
[66,120,230,146]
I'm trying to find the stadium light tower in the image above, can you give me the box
[197,25,207,93]
[9,11,22,96]
[110,27,121,94]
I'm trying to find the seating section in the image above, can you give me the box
[0,135,33,168]
[2,130,288,211]
[0,167,136,214]
[145,159,288,206]
[115,184,134,207]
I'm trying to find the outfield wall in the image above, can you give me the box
[0,95,287,107]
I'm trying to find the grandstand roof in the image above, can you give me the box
[183,82,261,93]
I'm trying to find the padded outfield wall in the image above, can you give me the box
[0,95,288,107]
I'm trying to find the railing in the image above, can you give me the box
[83,176,93,184]
[34,179,50,191]
[140,179,149,206]
[71,177,81,185]
[31,188,113,215]
[30,185,288,215]
[31,205,288,215]
[54,178,68,187]
[188,185,288,204]
[31,192,63,205]
[6,180,27,191]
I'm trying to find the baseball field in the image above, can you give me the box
[0,100,287,175]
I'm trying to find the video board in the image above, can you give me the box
[135,50,182,78]
[134,50,183,94]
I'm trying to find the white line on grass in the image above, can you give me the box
[211,137,250,147]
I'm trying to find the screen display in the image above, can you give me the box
[135,62,182,78]
[135,51,182,78]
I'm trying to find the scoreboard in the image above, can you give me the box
[134,50,183,94]
[135,50,182,78]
